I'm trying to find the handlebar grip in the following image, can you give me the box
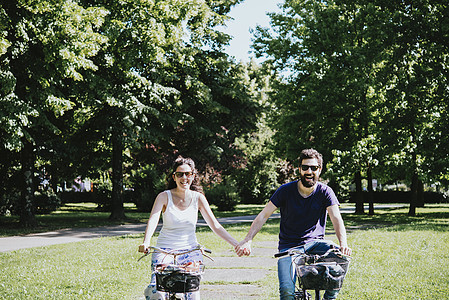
[138,245,146,253]
[274,251,289,258]
[203,248,212,254]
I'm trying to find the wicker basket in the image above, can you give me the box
[154,264,204,293]
[295,256,350,290]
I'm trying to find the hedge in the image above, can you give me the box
[348,191,447,204]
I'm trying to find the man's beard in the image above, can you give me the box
[300,174,317,188]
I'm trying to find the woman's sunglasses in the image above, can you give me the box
[174,171,195,178]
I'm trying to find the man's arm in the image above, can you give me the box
[235,201,278,256]
[327,204,352,256]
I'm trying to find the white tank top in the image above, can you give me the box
[156,190,199,249]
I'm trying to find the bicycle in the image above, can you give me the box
[274,247,351,300]
[138,244,213,300]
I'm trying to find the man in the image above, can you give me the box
[236,149,352,300]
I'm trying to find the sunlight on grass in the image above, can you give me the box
[1,204,449,299]
[344,229,449,299]
[210,204,266,218]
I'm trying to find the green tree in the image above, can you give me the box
[253,0,449,215]
[328,135,380,215]
[120,0,262,178]
[0,0,107,226]
[154,53,261,168]
[253,0,387,213]
[69,0,259,218]
[63,0,239,219]
[231,61,279,204]
[374,0,449,215]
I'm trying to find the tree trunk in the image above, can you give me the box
[417,179,424,208]
[354,171,365,214]
[19,140,38,227]
[408,172,418,216]
[408,123,418,216]
[109,125,126,220]
[367,166,375,215]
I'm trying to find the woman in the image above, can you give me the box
[139,156,239,300]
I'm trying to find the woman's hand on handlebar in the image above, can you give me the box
[138,244,149,253]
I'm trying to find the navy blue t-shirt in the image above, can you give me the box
[270,181,339,250]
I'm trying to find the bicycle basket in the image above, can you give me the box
[295,256,350,290]
[154,264,203,293]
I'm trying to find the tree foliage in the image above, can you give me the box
[0,0,267,223]
[1,0,108,226]
[253,0,449,214]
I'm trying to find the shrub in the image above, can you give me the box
[205,180,240,211]
[129,164,166,212]
[60,191,93,203]
[59,189,111,211]
[34,191,61,214]
[93,189,112,211]
[232,157,280,205]
[0,189,20,216]
[1,190,61,215]
[348,191,448,203]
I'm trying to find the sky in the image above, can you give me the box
[221,0,282,62]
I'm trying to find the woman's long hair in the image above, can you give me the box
[166,156,203,193]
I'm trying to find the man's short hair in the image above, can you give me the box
[299,148,323,167]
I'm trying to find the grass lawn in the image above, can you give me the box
[1,203,448,299]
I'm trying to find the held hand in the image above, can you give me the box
[235,240,251,257]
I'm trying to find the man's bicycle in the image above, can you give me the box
[138,244,213,300]
[275,247,351,300]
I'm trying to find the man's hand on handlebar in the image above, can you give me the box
[339,246,352,257]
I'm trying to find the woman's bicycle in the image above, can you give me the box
[274,247,351,300]
[138,244,213,300]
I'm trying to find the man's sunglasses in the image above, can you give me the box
[174,171,195,178]
[301,165,320,172]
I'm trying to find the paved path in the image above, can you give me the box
[0,214,279,253]
[0,205,402,253]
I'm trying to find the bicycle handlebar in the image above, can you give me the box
[274,247,351,260]
[138,244,213,261]
[274,251,289,258]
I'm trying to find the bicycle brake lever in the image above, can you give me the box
[137,252,150,262]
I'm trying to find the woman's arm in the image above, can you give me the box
[138,192,167,252]
[198,193,239,247]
